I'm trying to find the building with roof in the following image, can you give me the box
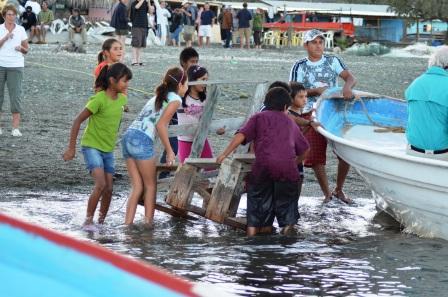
[258,0,405,43]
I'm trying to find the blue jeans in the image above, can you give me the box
[121,129,154,160]
[81,147,115,174]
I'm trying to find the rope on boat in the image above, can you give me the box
[344,96,405,133]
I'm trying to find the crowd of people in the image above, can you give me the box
[109,0,274,58]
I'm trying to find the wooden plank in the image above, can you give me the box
[188,79,269,86]
[184,157,220,169]
[190,85,220,158]
[205,158,247,222]
[223,217,247,230]
[155,203,198,220]
[232,153,255,164]
[193,184,213,209]
[186,205,206,217]
[156,163,179,172]
[165,164,198,209]
[168,117,245,137]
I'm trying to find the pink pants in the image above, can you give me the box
[178,139,213,163]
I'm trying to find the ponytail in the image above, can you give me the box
[155,67,186,111]
[94,63,133,91]
[98,38,121,64]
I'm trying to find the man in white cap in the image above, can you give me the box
[289,29,356,204]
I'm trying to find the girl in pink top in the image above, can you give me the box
[177,65,216,163]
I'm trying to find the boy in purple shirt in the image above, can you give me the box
[217,87,309,236]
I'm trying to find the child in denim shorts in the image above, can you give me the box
[63,63,132,227]
[122,66,188,225]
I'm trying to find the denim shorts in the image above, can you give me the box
[81,147,115,174]
[121,129,154,160]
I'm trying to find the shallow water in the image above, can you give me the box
[1,191,447,296]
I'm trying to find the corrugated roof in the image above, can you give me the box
[260,0,397,17]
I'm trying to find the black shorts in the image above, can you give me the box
[247,180,299,228]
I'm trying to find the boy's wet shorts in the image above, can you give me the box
[246,179,299,228]
[81,146,115,174]
[121,129,154,160]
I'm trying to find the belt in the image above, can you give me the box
[409,145,448,155]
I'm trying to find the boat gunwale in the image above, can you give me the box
[315,89,448,169]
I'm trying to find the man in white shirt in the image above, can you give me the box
[153,0,170,46]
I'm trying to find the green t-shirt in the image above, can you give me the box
[81,91,128,152]
[253,13,264,31]
[38,10,54,24]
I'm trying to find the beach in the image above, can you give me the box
[3,44,446,296]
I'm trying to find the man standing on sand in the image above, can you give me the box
[110,0,129,62]
[198,2,215,47]
[236,2,252,49]
[289,29,357,204]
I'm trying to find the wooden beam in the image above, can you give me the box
[165,164,199,209]
[167,117,245,137]
[156,163,179,172]
[188,79,269,86]
[223,217,247,230]
[232,153,255,164]
[205,158,247,222]
[155,203,198,220]
[186,205,206,217]
[190,85,220,158]
[184,157,220,169]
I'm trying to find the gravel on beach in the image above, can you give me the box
[0,44,427,200]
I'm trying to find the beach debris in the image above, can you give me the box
[346,42,391,56]
[53,42,86,54]
[239,92,249,99]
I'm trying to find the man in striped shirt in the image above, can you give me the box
[289,29,356,204]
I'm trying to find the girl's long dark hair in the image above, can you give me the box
[155,67,186,111]
[182,65,208,108]
[95,63,132,91]
[97,38,121,64]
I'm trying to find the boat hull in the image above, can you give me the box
[315,89,448,240]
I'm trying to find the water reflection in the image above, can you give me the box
[1,191,447,296]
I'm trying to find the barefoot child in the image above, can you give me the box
[288,82,316,198]
[63,63,132,226]
[122,67,188,225]
[217,87,309,236]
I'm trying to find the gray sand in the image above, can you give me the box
[0,44,427,200]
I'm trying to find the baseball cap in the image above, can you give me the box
[181,0,190,6]
[303,29,325,43]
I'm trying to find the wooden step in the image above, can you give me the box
[223,217,247,230]
[232,153,255,164]
[184,158,221,169]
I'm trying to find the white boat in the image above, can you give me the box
[315,88,448,240]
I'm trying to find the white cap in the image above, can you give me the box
[303,29,325,43]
